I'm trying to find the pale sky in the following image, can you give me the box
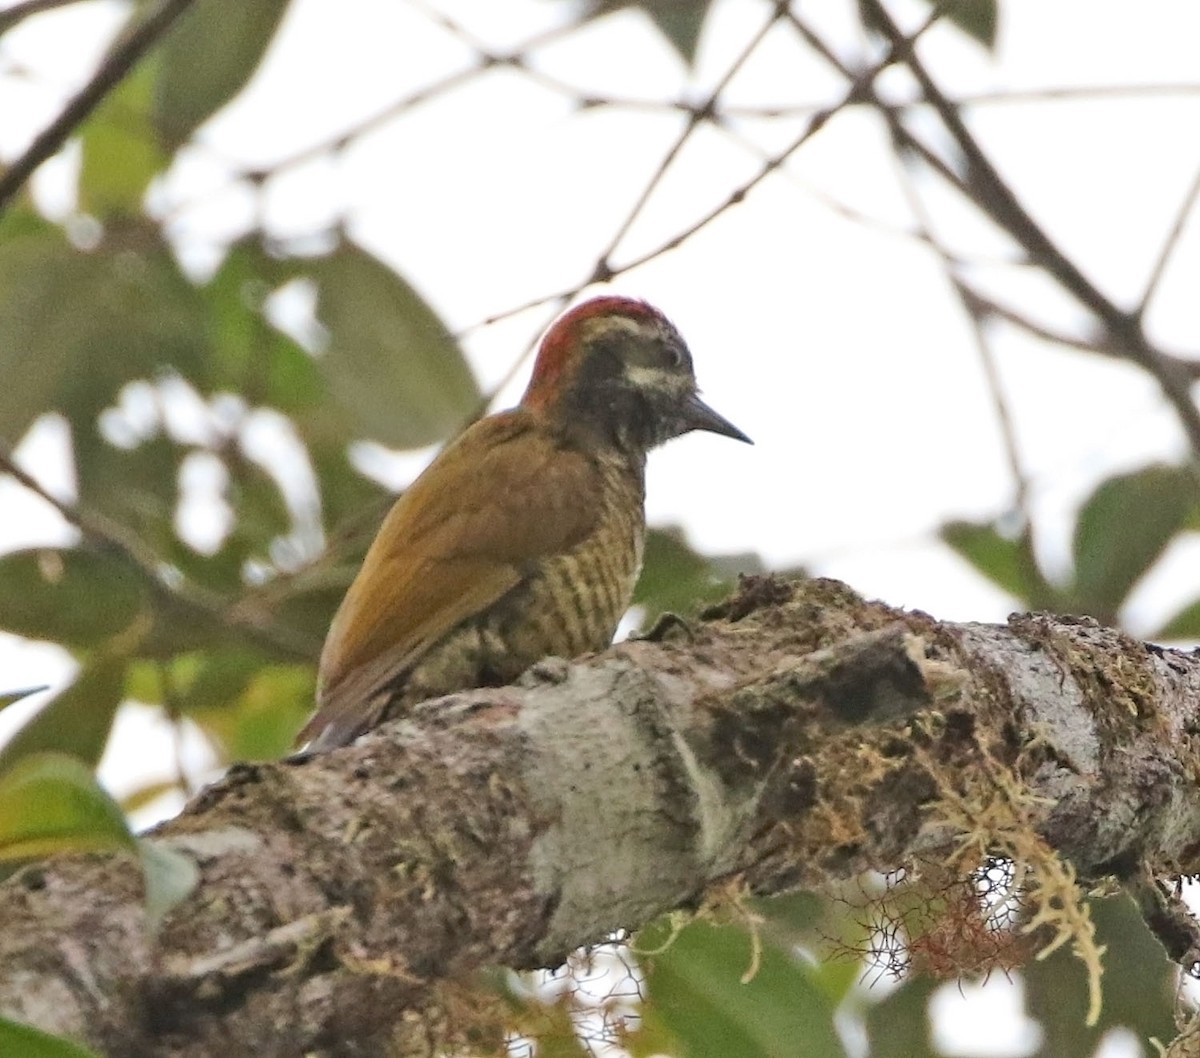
[3,2,1200,1053]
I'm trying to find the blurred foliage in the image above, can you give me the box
[0,752,197,931]
[582,0,718,64]
[634,525,764,620]
[628,917,852,1058]
[859,0,997,50]
[943,463,1200,630]
[1023,893,1177,1058]
[0,1014,104,1058]
[153,0,291,149]
[0,0,1192,1055]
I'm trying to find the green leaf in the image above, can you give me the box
[200,244,329,413]
[0,206,54,242]
[138,840,199,931]
[308,437,392,535]
[0,225,210,441]
[0,547,152,649]
[0,755,197,932]
[268,564,357,648]
[585,0,716,65]
[1071,464,1195,621]
[643,0,714,65]
[73,430,184,555]
[863,975,938,1058]
[224,451,294,554]
[79,55,167,215]
[929,0,998,49]
[154,0,291,148]
[302,243,482,449]
[189,663,316,761]
[0,1016,104,1058]
[632,918,848,1058]
[1024,894,1175,1056]
[941,520,1055,608]
[0,654,128,775]
[173,649,266,714]
[635,526,760,620]
[0,685,49,712]
[0,752,133,862]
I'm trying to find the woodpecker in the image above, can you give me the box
[298,296,750,751]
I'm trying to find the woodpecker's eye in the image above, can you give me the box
[660,341,693,374]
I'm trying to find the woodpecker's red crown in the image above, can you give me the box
[520,295,750,454]
[522,297,672,410]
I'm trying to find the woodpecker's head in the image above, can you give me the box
[521,296,750,455]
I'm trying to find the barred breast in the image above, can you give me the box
[399,456,645,706]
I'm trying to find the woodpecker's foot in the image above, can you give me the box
[520,656,572,686]
[637,611,694,644]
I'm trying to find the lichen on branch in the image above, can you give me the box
[2,575,1199,1055]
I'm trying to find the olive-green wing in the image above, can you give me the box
[299,413,598,748]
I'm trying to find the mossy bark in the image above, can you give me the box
[3,575,1199,1056]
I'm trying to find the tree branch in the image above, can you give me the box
[0,0,195,216]
[861,0,1200,465]
[0,441,321,662]
[2,576,1199,1055]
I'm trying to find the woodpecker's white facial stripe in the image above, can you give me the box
[623,363,694,399]
[579,315,671,345]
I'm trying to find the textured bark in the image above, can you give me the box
[3,575,1200,1056]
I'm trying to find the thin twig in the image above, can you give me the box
[456,4,792,420]
[712,81,1200,119]
[471,12,940,335]
[0,0,194,215]
[0,441,320,661]
[889,133,1033,518]
[861,0,1200,467]
[792,8,1033,516]
[585,0,788,283]
[484,80,1200,125]
[962,285,1200,379]
[959,287,1108,355]
[1138,160,1200,321]
[221,8,578,181]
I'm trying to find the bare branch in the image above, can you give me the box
[0,0,195,216]
[216,9,579,182]
[861,0,1200,467]
[472,11,941,336]
[0,440,320,661]
[888,135,1033,519]
[585,2,787,283]
[1139,160,1200,320]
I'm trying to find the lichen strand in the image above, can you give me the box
[906,620,1106,1022]
[923,753,1106,1027]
